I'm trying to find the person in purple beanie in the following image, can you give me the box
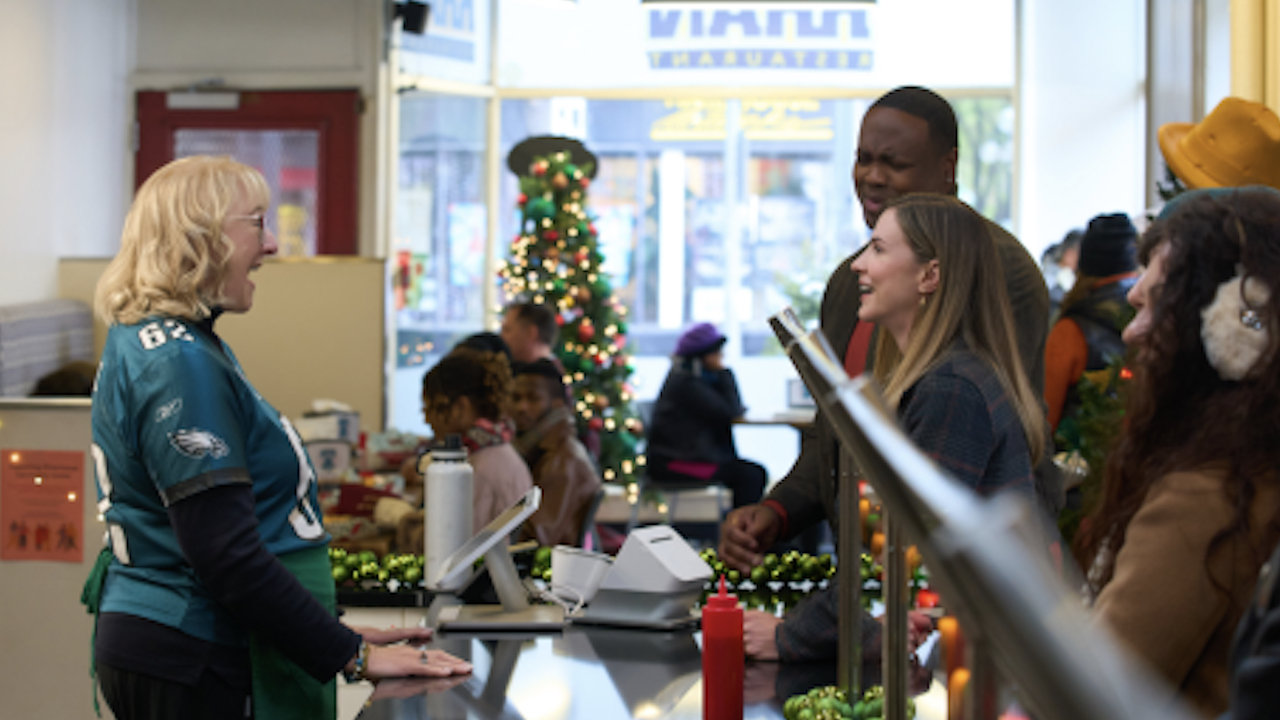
[645,323,767,510]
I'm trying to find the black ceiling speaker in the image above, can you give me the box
[396,1,430,35]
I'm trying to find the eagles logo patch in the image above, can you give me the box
[169,428,230,459]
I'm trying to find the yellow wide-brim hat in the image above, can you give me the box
[1158,97,1280,191]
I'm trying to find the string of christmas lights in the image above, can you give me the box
[499,149,645,493]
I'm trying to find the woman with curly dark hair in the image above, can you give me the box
[422,347,533,529]
[1075,186,1280,717]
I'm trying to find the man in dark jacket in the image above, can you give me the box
[720,86,1056,661]
[511,360,602,548]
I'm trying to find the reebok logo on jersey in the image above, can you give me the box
[169,429,230,459]
[155,398,183,423]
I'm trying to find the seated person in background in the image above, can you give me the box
[645,323,767,510]
[454,331,512,362]
[1042,228,1082,317]
[30,360,97,396]
[1075,187,1280,718]
[501,302,558,364]
[510,359,602,547]
[398,332,515,488]
[1043,212,1139,433]
[420,348,533,530]
[502,301,601,458]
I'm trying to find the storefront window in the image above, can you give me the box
[390,93,488,432]
[496,95,1011,353]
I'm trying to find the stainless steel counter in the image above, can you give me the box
[352,626,942,720]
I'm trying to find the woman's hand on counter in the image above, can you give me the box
[368,645,473,680]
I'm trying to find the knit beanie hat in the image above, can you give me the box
[674,323,726,357]
[1077,213,1138,278]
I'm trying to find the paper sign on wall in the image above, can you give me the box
[1,449,85,563]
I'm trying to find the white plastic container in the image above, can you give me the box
[551,545,614,605]
[423,435,473,585]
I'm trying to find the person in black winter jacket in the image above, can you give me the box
[645,323,767,509]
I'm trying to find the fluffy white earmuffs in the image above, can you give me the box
[1200,267,1272,380]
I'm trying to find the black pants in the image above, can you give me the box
[98,660,252,720]
[648,457,768,510]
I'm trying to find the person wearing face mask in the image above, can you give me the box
[83,156,470,720]
[1075,186,1280,718]
[718,86,1053,663]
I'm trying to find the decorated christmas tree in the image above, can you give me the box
[500,136,643,495]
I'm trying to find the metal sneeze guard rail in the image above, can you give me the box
[768,308,1197,720]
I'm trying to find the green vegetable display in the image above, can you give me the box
[328,547,424,591]
[782,685,915,720]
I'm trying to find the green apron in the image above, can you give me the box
[250,545,339,720]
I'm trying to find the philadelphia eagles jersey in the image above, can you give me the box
[91,315,328,646]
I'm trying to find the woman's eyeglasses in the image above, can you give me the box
[227,214,270,245]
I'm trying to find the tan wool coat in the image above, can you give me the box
[1094,469,1280,717]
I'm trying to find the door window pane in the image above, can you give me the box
[174,129,320,257]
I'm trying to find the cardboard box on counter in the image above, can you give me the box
[294,411,360,445]
[306,440,353,482]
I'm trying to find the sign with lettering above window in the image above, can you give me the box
[484,0,1012,90]
[644,3,875,72]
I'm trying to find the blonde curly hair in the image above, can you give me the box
[95,156,270,326]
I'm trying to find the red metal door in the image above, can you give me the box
[136,90,361,255]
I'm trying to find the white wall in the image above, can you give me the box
[133,0,387,256]
[0,0,133,307]
[1018,0,1148,258]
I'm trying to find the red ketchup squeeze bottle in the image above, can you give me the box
[702,575,744,720]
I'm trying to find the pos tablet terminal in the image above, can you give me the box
[432,486,567,631]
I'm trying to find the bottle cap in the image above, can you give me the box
[431,434,468,460]
[705,574,738,609]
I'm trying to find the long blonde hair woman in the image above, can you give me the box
[853,193,1045,495]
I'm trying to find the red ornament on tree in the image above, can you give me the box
[580,177,591,189]
[593,353,607,366]
[532,160,548,176]
[544,229,560,241]
[517,193,528,205]
[577,321,595,342]
[555,314,566,326]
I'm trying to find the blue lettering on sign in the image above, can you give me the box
[647,49,874,71]
[648,9,868,39]
[437,0,474,32]
[800,10,869,38]
[320,449,337,471]
[708,10,762,37]
[650,9,681,38]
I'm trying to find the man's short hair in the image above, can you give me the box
[512,358,566,399]
[871,86,959,156]
[508,302,559,346]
